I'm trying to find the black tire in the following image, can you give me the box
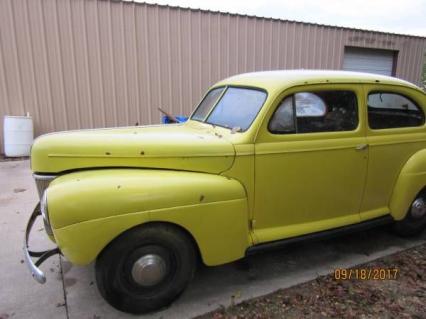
[95,223,196,314]
[394,190,426,237]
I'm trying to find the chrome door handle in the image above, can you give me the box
[355,144,368,151]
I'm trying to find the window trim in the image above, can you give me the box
[367,90,425,130]
[191,85,269,132]
[191,86,227,122]
[268,89,359,135]
[268,95,297,134]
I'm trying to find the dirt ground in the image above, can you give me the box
[199,243,426,319]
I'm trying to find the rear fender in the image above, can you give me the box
[390,149,426,220]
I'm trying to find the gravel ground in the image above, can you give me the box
[199,243,426,319]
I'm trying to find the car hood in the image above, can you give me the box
[31,123,235,174]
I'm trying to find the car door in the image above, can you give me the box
[360,85,426,221]
[253,84,368,244]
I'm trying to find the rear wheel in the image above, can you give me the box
[394,190,426,237]
[95,224,196,314]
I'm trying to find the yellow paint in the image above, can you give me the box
[49,169,249,265]
[255,213,361,243]
[361,84,426,221]
[53,198,249,266]
[31,123,235,174]
[253,83,369,241]
[31,71,426,267]
[389,149,426,220]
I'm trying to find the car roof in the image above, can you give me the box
[214,70,423,93]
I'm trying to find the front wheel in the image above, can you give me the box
[95,224,196,314]
[394,190,426,237]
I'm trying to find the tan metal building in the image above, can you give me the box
[1,0,425,153]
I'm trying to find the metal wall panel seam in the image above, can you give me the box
[0,2,10,117]
[9,0,25,116]
[107,0,118,126]
[226,14,230,76]
[0,27,11,115]
[95,0,107,127]
[68,0,82,129]
[120,1,130,125]
[132,3,140,124]
[155,6,162,112]
[53,0,69,130]
[82,0,95,128]
[413,40,424,84]
[166,7,173,115]
[143,4,152,124]
[39,0,56,131]
[197,11,202,97]
[208,12,212,84]
[177,8,183,115]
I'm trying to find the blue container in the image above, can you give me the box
[161,115,188,124]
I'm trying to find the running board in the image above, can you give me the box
[246,215,394,256]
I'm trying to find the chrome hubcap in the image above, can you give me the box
[131,254,167,286]
[411,198,426,219]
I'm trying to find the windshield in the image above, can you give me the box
[191,87,267,131]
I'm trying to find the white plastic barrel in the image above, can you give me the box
[3,115,34,157]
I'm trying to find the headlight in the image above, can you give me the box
[40,190,53,236]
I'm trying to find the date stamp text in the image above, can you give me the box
[334,268,399,280]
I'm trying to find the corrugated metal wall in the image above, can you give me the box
[0,0,425,153]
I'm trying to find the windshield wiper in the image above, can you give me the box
[158,107,179,123]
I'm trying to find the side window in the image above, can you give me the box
[269,90,358,134]
[269,96,295,133]
[192,87,225,121]
[367,92,424,129]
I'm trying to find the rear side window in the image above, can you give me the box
[269,90,358,134]
[368,92,424,129]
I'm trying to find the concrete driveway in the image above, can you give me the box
[1,160,425,319]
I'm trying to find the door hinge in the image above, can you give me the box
[250,219,256,229]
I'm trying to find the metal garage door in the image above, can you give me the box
[343,47,395,76]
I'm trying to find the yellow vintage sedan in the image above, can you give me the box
[24,70,426,313]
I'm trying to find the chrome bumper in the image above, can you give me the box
[24,203,60,284]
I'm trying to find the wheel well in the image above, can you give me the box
[417,186,426,198]
[142,221,203,265]
[408,186,426,207]
[98,221,204,266]
[399,186,426,220]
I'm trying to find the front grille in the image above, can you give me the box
[33,174,56,198]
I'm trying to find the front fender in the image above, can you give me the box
[48,169,250,266]
[390,149,426,220]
